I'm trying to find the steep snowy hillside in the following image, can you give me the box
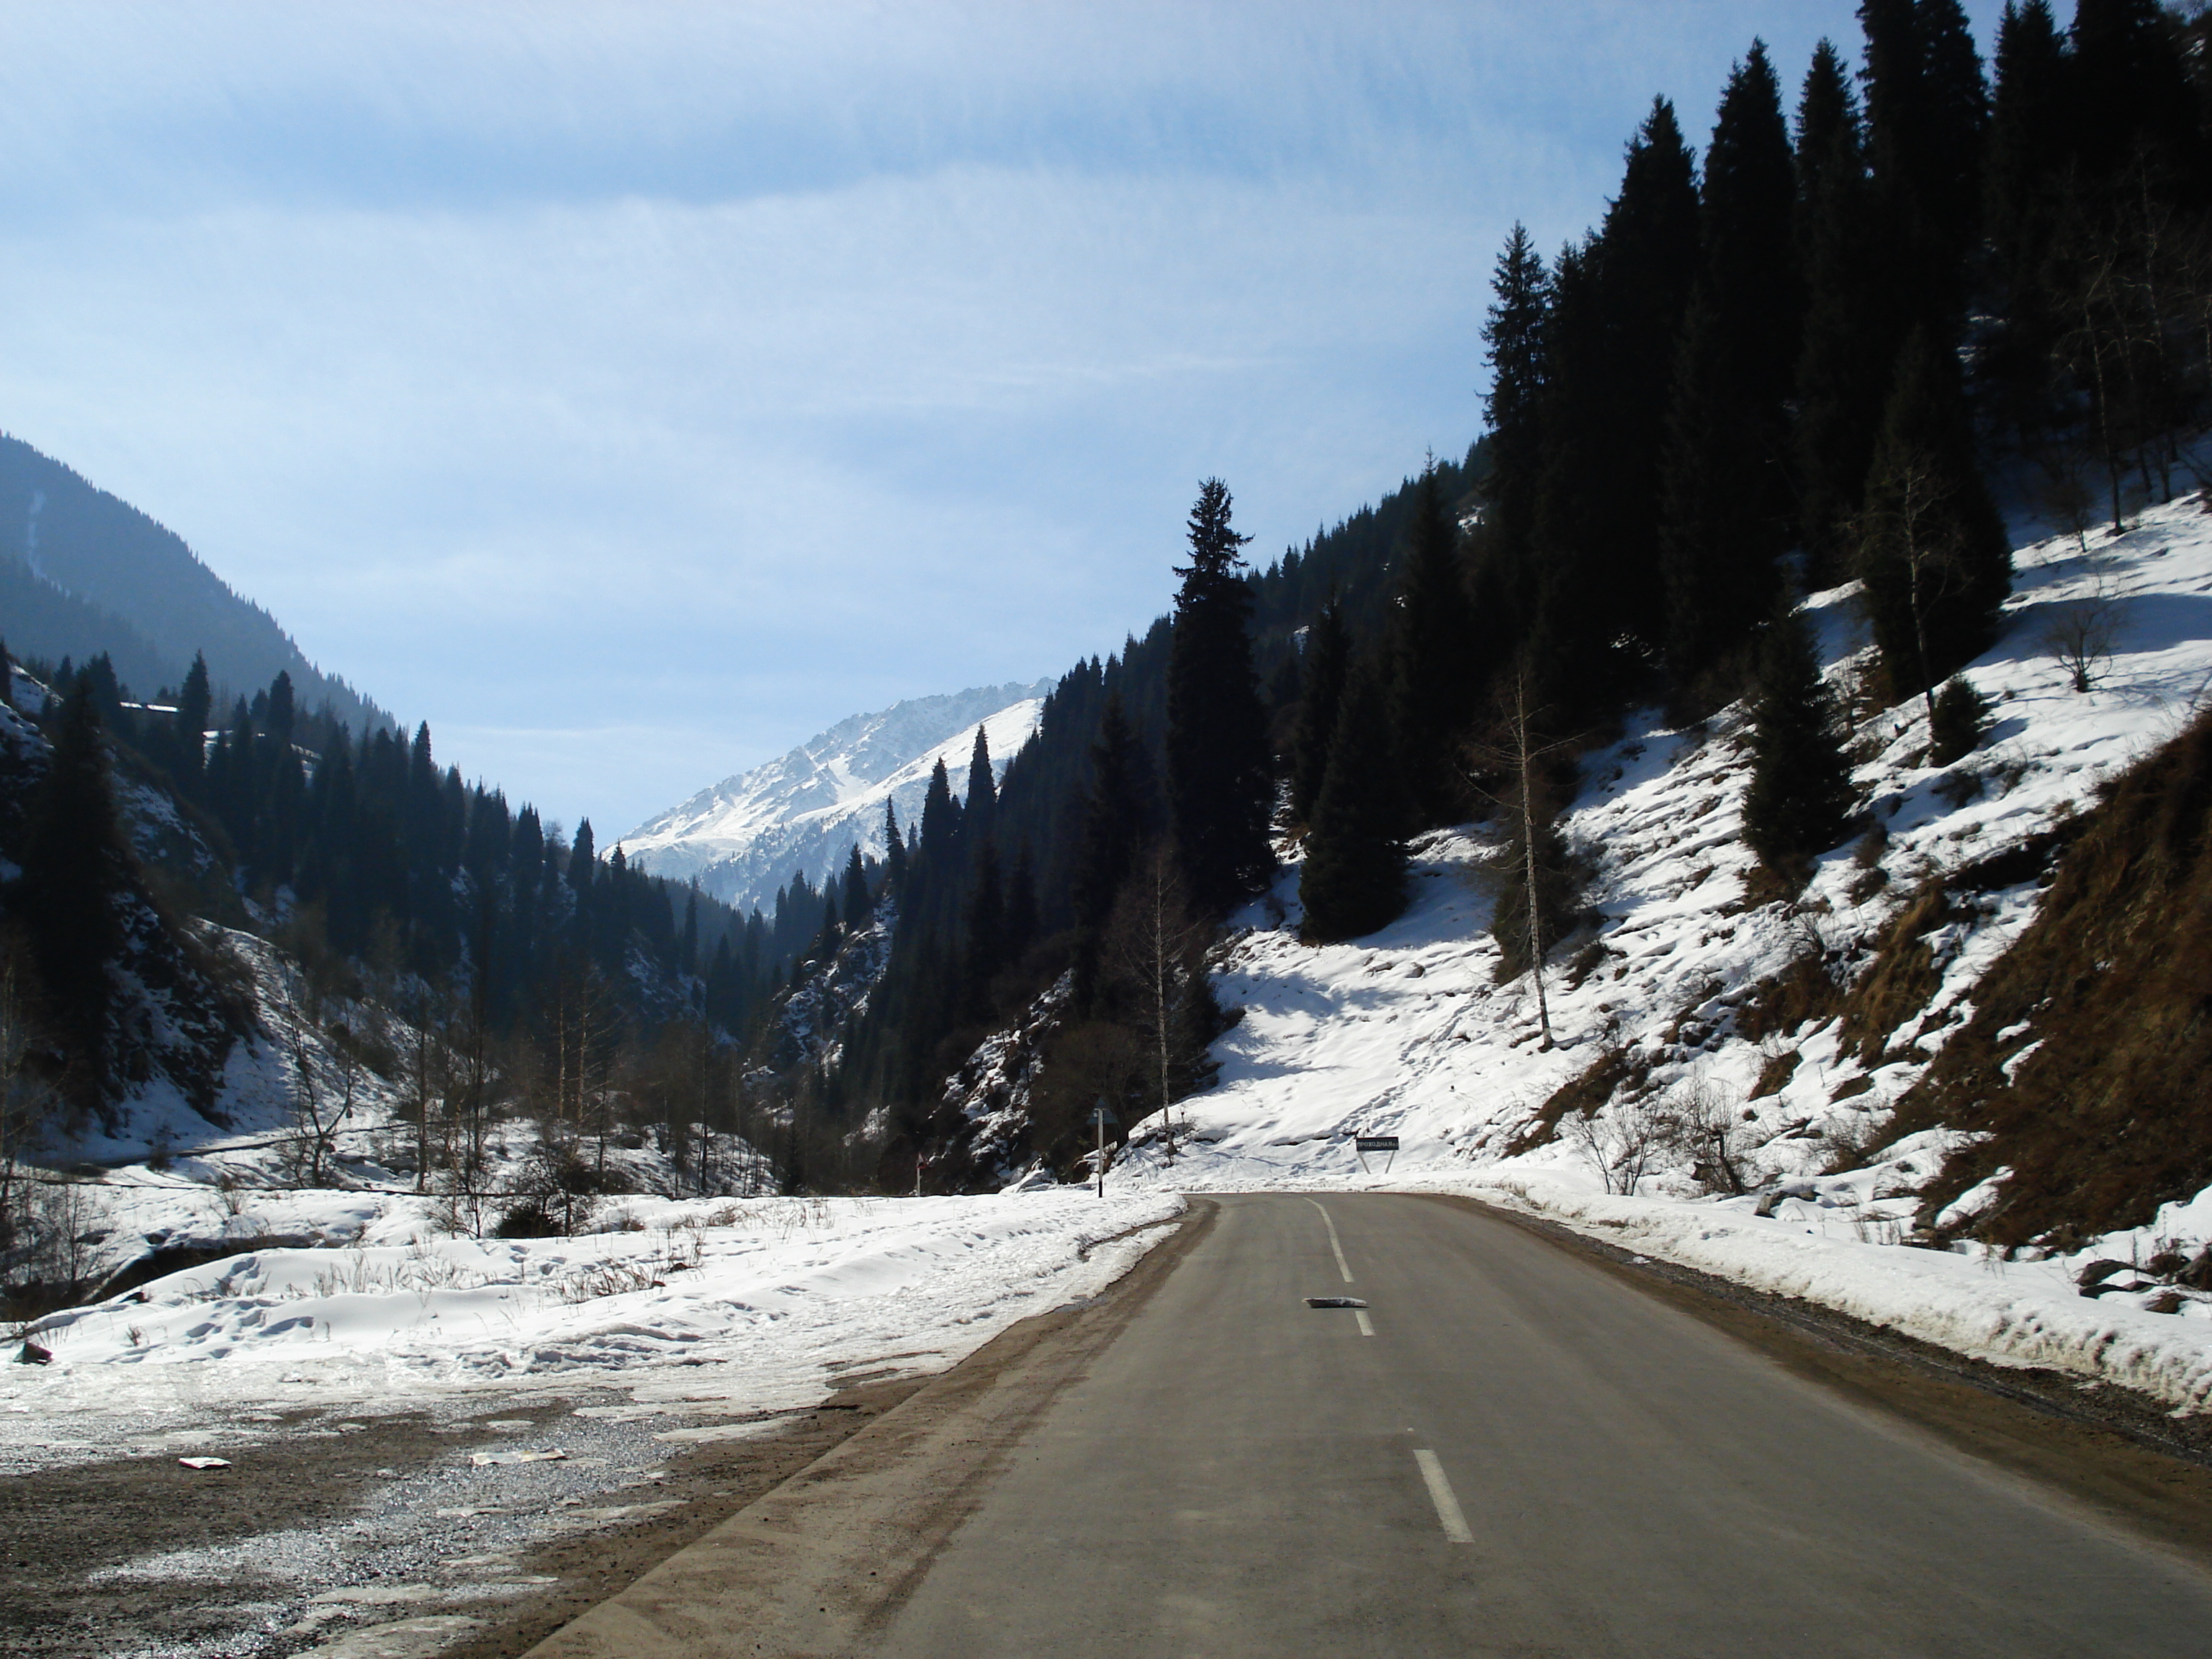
[619,680,1051,914]
[1088,490,2212,1405]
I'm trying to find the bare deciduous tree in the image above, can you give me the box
[2044,578,2121,693]
[1107,848,1206,1163]
[1464,667,1578,1050]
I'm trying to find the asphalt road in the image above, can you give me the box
[869,1192,2212,1659]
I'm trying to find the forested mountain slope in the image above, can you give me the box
[0,436,386,731]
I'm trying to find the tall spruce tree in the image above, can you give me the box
[1299,662,1409,943]
[174,652,212,787]
[1982,1,2073,439]
[1660,41,1800,699]
[842,845,871,931]
[1478,224,1550,647]
[1287,597,1350,824]
[1858,0,1990,336]
[1591,97,1703,665]
[1660,295,1777,697]
[1794,39,1890,578]
[1857,328,2013,706]
[1071,691,1150,1005]
[14,683,135,1110]
[918,760,961,868]
[1164,479,1273,914]
[1529,234,1611,702]
[2071,0,2205,194]
[883,801,907,896]
[1389,470,1479,825]
[963,727,997,852]
[961,837,1004,1020]
[1740,608,1858,882]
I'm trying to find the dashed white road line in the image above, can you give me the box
[1414,1450,1473,1544]
[1355,1310,1375,1337]
[1305,1198,1353,1282]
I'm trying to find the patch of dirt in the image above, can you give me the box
[439,1380,925,1659]
[0,1409,496,1657]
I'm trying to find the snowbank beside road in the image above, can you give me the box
[1,1187,1184,1468]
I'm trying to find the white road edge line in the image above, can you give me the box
[1355,1310,1375,1338]
[1305,1197,1354,1282]
[1414,1450,1473,1544]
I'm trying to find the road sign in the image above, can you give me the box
[1353,1133,1400,1175]
[1090,1105,1120,1126]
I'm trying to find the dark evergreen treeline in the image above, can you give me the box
[0,644,823,1154]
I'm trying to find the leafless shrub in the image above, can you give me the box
[1565,1097,1668,1196]
[2044,583,2121,693]
[1668,1076,1755,1196]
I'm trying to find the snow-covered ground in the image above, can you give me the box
[1115,487,2212,1411]
[3,1187,1182,1473]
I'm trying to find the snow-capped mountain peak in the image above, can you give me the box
[619,679,1053,914]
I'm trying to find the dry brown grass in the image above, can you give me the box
[1505,1046,1645,1156]
[1897,706,2212,1249]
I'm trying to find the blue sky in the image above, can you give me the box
[0,1,2006,836]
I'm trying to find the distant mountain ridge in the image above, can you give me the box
[0,434,387,730]
[621,679,1054,916]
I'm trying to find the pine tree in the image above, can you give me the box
[1298,663,1409,942]
[1164,479,1273,914]
[570,819,595,895]
[1794,39,1890,577]
[174,652,212,786]
[919,760,960,865]
[1479,223,1550,637]
[2071,0,2205,194]
[1287,597,1349,824]
[1660,294,1781,701]
[1588,97,1703,668]
[1858,0,1990,334]
[842,844,872,930]
[1928,675,1991,765]
[1740,608,1858,882]
[883,801,907,896]
[1857,328,2013,707]
[1071,691,1150,1006]
[1389,469,1478,825]
[961,837,1004,1020]
[1660,41,1800,700]
[1527,235,1611,701]
[1982,1,2073,440]
[1702,41,1802,426]
[266,669,296,750]
[963,727,997,851]
[1004,844,1039,963]
[13,683,135,1110]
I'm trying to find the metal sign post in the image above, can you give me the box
[1090,1101,1119,1197]
[1354,1135,1401,1175]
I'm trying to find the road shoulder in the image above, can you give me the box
[1413,1191,2212,1567]
[519,1198,1219,1659]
